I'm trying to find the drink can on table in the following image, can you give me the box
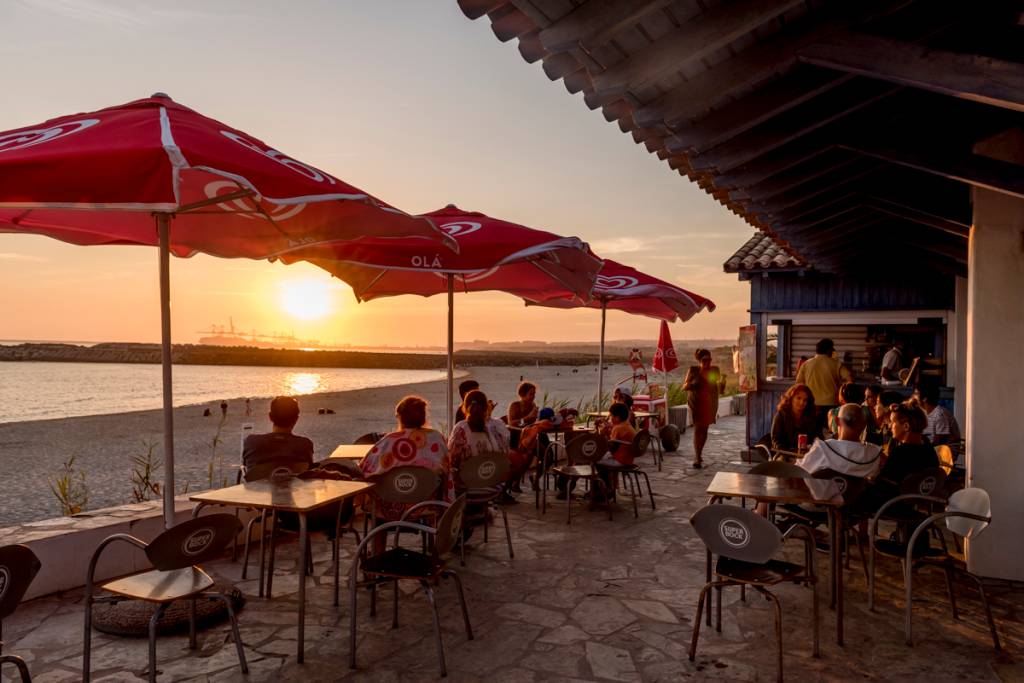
[797,434,808,452]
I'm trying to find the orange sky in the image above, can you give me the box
[0,1,752,347]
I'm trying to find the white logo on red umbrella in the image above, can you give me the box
[221,131,336,185]
[0,118,100,153]
[594,275,639,291]
[439,221,481,238]
[204,181,306,222]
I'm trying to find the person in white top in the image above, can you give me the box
[799,403,882,479]
[915,384,961,446]
[880,342,903,384]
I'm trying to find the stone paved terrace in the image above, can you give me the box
[3,416,1021,682]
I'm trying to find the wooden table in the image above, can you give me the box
[190,478,374,662]
[704,472,847,644]
[585,410,659,421]
[325,444,372,461]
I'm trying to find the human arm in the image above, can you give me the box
[683,366,702,391]
[770,412,789,451]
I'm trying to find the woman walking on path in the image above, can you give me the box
[684,348,726,468]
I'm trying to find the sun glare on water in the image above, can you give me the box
[278,278,334,320]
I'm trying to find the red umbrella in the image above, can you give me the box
[652,319,680,398]
[528,259,714,406]
[311,204,604,426]
[0,94,455,526]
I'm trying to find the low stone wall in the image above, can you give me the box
[0,496,255,600]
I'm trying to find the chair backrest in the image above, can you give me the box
[690,504,782,564]
[434,495,468,556]
[145,514,241,571]
[372,466,441,504]
[934,445,955,475]
[243,459,309,483]
[946,487,991,539]
[751,443,772,463]
[748,461,809,479]
[566,433,608,465]
[630,430,652,458]
[459,452,510,489]
[354,432,385,445]
[812,468,867,507]
[0,545,41,621]
[898,467,948,498]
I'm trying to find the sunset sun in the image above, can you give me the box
[278,277,334,320]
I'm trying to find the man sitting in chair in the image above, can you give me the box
[242,396,314,472]
[798,403,882,478]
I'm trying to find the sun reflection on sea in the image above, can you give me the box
[284,372,326,395]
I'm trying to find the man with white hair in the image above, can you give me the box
[799,403,882,478]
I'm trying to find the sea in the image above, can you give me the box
[0,360,448,424]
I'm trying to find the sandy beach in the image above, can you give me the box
[0,362,640,526]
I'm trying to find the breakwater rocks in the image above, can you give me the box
[0,342,605,369]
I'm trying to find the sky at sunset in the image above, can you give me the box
[0,0,753,348]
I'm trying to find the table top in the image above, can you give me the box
[585,410,658,419]
[705,472,843,506]
[773,449,806,460]
[190,478,374,512]
[327,444,372,460]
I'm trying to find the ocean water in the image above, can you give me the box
[0,361,447,424]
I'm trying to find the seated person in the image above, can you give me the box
[446,390,513,501]
[361,395,449,519]
[863,384,884,445]
[593,402,637,503]
[914,384,960,446]
[799,403,882,479]
[875,390,905,447]
[613,387,637,428]
[454,379,480,423]
[827,383,865,437]
[242,396,314,475]
[508,381,539,427]
[877,402,939,491]
[770,383,818,453]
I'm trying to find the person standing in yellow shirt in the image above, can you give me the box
[795,338,850,430]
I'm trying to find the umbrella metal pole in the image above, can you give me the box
[446,274,455,432]
[598,300,606,411]
[157,213,175,529]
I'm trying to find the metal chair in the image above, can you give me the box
[349,495,473,677]
[543,433,612,523]
[689,504,818,683]
[456,451,514,565]
[0,545,41,683]
[869,487,1000,649]
[354,432,386,445]
[83,514,247,682]
[596,430,656,518]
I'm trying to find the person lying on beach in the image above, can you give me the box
[241,396,314,474]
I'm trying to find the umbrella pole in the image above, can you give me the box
[446,274,454,432]
[157,213,175,529]
[598,300,606,411]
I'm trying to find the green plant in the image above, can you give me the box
[666,381,688,407]
[130,439,162,502]
[50,456,88,516]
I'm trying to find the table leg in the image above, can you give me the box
[298,512,308,663]
[191,502,207,518]
[835,511,844,646]
[828,511,836,610]
[257,511,267,599]
[334,502,343,608]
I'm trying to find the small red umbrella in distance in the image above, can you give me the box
[527,259,714,407]
[0,93,455,527]
[652,319,681,400]
[310,204,604,427]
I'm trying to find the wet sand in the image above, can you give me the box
[0,363,635,525]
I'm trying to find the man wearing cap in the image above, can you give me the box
[242,396,315,472]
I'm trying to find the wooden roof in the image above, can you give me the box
[458,0,1024,276]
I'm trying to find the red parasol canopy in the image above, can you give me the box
[312,204,601,301]
[0,94,453,257]
[652,320,680,374]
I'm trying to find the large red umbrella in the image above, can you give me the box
[528,259,714,406]
[0,94,455,526]
[311,204,604,427]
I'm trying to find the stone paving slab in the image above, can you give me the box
[2,417,1021,681]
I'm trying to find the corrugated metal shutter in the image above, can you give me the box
[790,325,867,376]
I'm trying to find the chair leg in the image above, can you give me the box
[305,538,314,577]
[444,569,474,640]
[640,472,655,510]
[689,582,713,661]
[188,598,197,649]
[211,592,248,674]
[811,573,819,658]
[266,513,278,599]
[943,566,959,620]
[0,654,32,683]
[147,602,170,683]
[421,581,447,677]
[349,569,359,670]
[256,511,268,598]
[904,556,915,646]
[83,593,93,682]
[853,529,869,584]
[500,505,514,559]
[868,525,877,612]
[392,580,400,629]
[241,514,259,580]
[965,572,1001,651]
[759,588,784,683]
[715,585,722,633]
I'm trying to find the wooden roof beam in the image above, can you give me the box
[749,162,883,215]
[732,151,860,201]
[592,0,806,98]
[538,0,674,53]
[862,196,971,237]
[799,32,1024,113]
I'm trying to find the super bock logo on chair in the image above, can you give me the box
[395,472,418,494]
[477,460,496,480]
[181,528,216,557]
[719,518,751,549]
[0,566,8,600]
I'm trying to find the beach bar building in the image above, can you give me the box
[460,0,1024,581]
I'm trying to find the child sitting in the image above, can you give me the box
[594,402,637,503]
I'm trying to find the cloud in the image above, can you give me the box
[588,237,649,255]
[0,252,47,262]
[13,0,236,28]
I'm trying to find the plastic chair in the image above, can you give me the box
[354,432,386,445]
[596,431,656,518]
[456,452,514,565]
[689,505,818,683]
[0,545,41,683]
[348,496,473,677]
[83,514,247,682]
[869,487,1000,649]
[545,434,612,524]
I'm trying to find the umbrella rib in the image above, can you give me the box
[176,189,255,214]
